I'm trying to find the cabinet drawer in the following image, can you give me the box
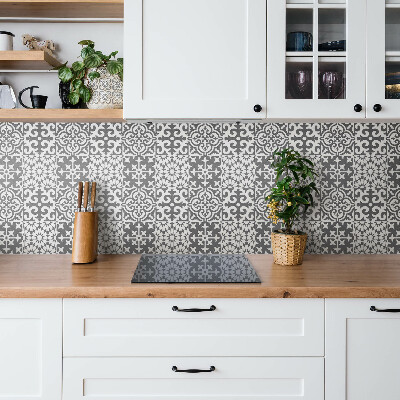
[64,299,324,356]
[63,357,324,400]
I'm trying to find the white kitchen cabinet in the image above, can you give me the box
[0,299,62,400]
[366,0,400,118]
[326,299,400,400]
[63,357,324,400]
[63,298,324,357]
[123,0,266,119]
[267,0,366,118]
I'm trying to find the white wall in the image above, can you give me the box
[0,21,123,108]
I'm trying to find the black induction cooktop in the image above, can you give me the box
[131,254,261,283]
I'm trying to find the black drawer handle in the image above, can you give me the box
[172,366,215,373]
[172,305,216,312]
[370,306,400,313]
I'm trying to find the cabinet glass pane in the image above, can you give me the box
[286,61,313,99]
[318,8,346,51]
[386,5,400,99]
[284,1,349,103]
[319,60,346,99]
[386,7,400,51]
[386,61,400,99]
[286,8,313,52]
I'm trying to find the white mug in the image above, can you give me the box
[0,31,14,51]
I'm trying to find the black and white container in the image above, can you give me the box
[0,32,14,51]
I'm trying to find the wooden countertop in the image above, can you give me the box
[0,254,399,298]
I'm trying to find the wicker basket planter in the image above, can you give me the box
[271,231,307,266]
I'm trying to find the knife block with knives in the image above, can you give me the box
[72,181,98,264]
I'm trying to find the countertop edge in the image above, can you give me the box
[2,286,400,298]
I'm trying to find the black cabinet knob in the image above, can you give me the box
[253,104,262,113]
[354,104,362,112]
[373,104,382,112]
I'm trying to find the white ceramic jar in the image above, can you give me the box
[0,32,14,51]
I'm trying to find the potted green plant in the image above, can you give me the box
[56,40,123,109]
[266,148,318,266]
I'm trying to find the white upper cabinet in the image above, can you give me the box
[367,0,400,118]
[0,299,62,400]
[124,0,266,119]
[267,0,366,119]
[326,299,400,400]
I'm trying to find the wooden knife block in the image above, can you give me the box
[72,211,98,264]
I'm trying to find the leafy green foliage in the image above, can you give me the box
[266,148,318,234]
[78,85,91,102]
[88,71,100,80]
[106,59,123,74]
[68,91,80,105]
[84,53,103,68]
[71,61,84,71]
[58,66,73,83]
[70,79,83,90]
[81,46,95,59]
[55,40,123,104]
[78,40,94,46]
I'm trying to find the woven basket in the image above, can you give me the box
[271,231,307,266]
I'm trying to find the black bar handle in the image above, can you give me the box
[370,306,400,313]
[172,305,216,312]
[172,366,215,373]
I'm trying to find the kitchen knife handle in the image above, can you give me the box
[91,182,96,210]
[77,182,83,210]
[370,306,400,313]
[172,366,215,373]
[83,181,89,211]
[172,305,216,312]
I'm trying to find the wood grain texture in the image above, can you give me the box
[71,212,98,264]
[0,50,61,69]
[0,109,123,122]
[83,182,89,211]
[0,254,399,298]
[0,1,124,18]
[90,182,96,209]
[77,182,83,210]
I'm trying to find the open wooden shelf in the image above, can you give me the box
[0,109,124,122]
[0,0,123,19]
[0,51,62,70]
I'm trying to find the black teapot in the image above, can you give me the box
[18,86,47,109]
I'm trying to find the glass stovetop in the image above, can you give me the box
[131,254,261,283]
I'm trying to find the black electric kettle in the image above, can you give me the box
[18,86,47,109]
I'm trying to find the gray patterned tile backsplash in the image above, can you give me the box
[0,122,399,254]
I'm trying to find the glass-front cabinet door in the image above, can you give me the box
[367,0,400,118]
[267,0,366,118]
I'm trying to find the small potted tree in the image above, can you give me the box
[266,148,318,266]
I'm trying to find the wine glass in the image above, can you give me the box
[319,71,345,99]
[286,70,313,99]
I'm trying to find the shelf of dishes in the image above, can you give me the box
[284,3,347,101]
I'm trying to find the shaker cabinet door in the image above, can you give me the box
[366,0,400,118]
[326,299,400,400]
[267,0,366,118]
[0,299,62,400]
[124,0,266,119]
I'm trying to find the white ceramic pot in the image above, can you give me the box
[84,66,123,110]
[0,31,14,51]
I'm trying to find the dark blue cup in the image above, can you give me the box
[287,31,313,51]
